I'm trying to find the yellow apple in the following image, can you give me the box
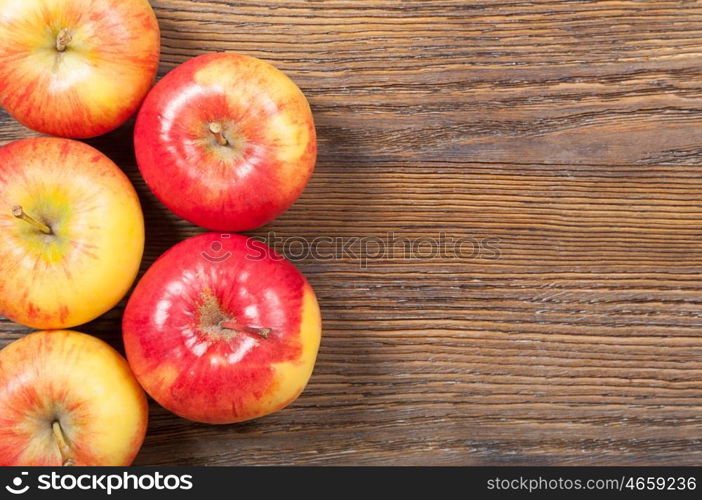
[0,137,144,329]
[0,330,148,466]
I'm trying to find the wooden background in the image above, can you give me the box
[2,0,702,465]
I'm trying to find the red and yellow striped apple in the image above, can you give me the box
[0,330,148,466]
[134,53,316,231]
[0,0,160,138]
[123,233,322,424]
[0,137,144,329]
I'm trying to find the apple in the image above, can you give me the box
[134,53,316,232]
[0,330,148,466]
[0,0,160,138]
[0,137,144,329]
[122,233,322,424]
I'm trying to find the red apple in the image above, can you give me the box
[0,0,160,138]
[122,233,322,424]
[0,330,148,466]
[134,53,316,231]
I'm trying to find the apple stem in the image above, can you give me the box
[56,28,72,52]
[52,421,74,466]
[12,206,52,234]
[209,122,229,146]
[220,320,271,339]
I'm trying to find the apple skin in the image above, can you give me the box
[0,330,148,466]
[0,0,160,138]
[134,53,316,232]
[0,137,144,329]
[122,233,322,424]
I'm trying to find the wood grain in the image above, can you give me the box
[2,0,702,465]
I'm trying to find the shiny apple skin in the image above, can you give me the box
[0,330,148,466]
[0,137,145,329]
[134,53,317,232]
[122,233,322,424]
[0,0,160,138]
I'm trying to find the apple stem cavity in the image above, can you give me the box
[52,421,74,466]
[208,122,229,146]
[12,205,52,235]
[220,320,271,339]
[55,29,72,52]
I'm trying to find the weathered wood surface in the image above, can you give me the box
[2,0,702,465]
